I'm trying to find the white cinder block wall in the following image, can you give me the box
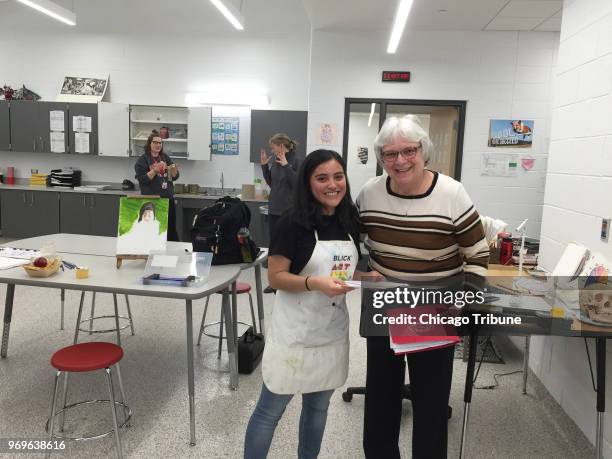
[308,30,559,238]
[532,0,612,454]
[0,0,311,188]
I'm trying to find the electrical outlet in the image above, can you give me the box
[602,218,611,242]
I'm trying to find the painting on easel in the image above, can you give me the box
[116,197,169,257]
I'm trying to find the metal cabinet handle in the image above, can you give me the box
[22,192,26,203]
[30,193,35,207]
[82,195,86,207]
[33,138,36,151]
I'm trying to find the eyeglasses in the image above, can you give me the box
[381,145,421,163]
[151,141,162,145]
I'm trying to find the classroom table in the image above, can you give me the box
[0,234,242,446]
[460,267,611,459]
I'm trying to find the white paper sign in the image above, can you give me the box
[73,115,92,133]
[74,132,90,153]
[151,255,178,268]
[50,132,65,153]
[481,153,519,177]
[50,111,64,131]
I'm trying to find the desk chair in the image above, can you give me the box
[197,281,257,358]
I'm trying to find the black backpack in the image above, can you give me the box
[191,196,260,265]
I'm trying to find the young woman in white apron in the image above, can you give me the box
[244,150,362,459]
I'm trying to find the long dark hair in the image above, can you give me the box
[144,130,164,156]
[138,202,156,221]
[291,149,359,236]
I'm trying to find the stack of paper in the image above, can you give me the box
[30,173,48,186]
[73,184,111,191]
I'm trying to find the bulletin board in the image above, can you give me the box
[211,117,239,155]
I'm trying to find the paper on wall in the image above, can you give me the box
[50,111,64,131]
[50,132,65,153]
[74,133,89,153]
[73,115,92,133]
[480,153,519,177]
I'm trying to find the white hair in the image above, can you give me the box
[373,115,434,165]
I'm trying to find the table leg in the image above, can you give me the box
[185,299,196,446]
[254,265,265,335]
[1,284,15,358]
[459,331,478,459]
[232,282,238,348]
[222,289,239,390]
[522,336,530,394]
[596,337,606,459]
[60,288,65,331]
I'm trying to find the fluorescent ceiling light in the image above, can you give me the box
[367,103,376,127]
[387,0,413,54]
[209,0,244,30]
[16,0,76,26]
[186,92,269,107]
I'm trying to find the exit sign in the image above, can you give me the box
[382,71,411,82]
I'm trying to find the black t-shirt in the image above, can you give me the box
[270,213,361,274]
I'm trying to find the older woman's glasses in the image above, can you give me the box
[381,145,421,163]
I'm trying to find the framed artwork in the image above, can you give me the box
[116,197,169,256]
[57,75,109,102]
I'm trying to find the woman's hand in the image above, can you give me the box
[260,148,271,165]
[275,146,288,166]
[169,163,178,178]
[310,276,354,298]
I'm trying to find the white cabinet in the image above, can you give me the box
[187,106,212,161]
[98,102,130,157]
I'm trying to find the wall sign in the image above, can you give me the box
[382,71,411,82]
[488,119,534,147]
[211,117,239,155]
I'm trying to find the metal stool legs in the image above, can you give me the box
[197,291,257,356]
[46,364,130,459]
[73,293,135,344]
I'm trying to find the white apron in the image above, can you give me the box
[263,230,358,394]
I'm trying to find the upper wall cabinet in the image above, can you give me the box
[7,101,97,154]
[129,105,211,160]
[98,102,130,157]
[250,109,308,163]
[0,101,9,151]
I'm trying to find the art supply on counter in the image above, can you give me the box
[6,166,15,185]
[75,267,89,279]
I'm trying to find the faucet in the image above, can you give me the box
[220,172,224,193]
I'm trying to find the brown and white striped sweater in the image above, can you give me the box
[356,172,489,280]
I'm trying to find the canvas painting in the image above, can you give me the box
[116,197,169,255]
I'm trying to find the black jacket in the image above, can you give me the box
[134,152,179,198]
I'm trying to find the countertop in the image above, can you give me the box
[0,183,268,202]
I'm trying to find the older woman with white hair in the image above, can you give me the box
[356,115,489,459]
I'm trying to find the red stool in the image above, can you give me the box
[197,281,257,358]
[47,342,131,459]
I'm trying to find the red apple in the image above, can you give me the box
[33,257,48,268]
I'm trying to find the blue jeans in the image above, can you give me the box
[244,384,334,459]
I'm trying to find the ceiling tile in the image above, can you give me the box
[486,17,543,31]
[534,16,562,31]
[498,1,563,19]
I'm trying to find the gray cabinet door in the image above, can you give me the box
[59,193,91,234]
[249,109,308,162]
[68,103,98,155]
[9,101,39,152]
[250,110,282,163]
[30,191,60,236]
[0,101,9,151]
[280,111,308,160]
[1,190,59,238]
[90,194,120,236]
[38,102,69,153]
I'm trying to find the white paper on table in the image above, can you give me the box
[73,115,92,133]
[151,255,178,268]
[50,132,65,153]
[344,280,362,288]
[74,133,89,153]
[50,110,64,131]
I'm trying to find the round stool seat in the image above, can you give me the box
[216,281,251,295]
[51,342,123,373]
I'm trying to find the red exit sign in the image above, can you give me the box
[382,71,411,82]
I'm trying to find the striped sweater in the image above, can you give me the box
[356,172,489,280]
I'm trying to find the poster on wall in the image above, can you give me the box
[211,117,239,155]
[480,153,519,177]
[318,123,338,145]
[488,119,534,148]
[57,75,109,103]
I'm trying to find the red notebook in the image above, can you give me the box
[387,307,460,355]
